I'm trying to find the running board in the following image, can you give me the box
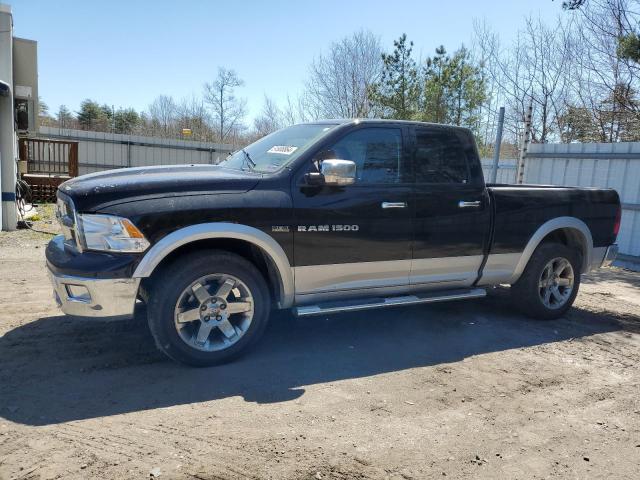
[294,288,486,317]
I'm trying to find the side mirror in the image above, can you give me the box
[321,159,356,186]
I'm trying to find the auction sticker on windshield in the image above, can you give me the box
[267,145,298,155]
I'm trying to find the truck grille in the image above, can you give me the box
[55,193,80,251]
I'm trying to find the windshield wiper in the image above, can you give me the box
[241,149,256,171]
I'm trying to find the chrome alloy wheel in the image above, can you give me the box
[173,274,254,352]
[538,257,574,310]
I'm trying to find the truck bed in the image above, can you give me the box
[486,184,620,256]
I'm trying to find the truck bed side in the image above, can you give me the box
[477,184,620,286]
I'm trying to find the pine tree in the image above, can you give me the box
[368,34,420,119]
[76,99,105,130]
[114,108,140,134]
[419,46,486,132]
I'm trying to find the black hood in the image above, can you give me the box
[60,164,262,212]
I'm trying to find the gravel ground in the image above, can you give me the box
[0,208,639,479]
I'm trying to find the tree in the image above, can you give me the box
[418,46,487,131]
[618,32,640,62]
[305,30,383,118]
[570,0,640,141]
[114,108,140,134]
[420,46,449,123]
[175,95,210,141]
[39,97,49,117]
[561,0,586,9]
[56,105,74,128]
[369,34,420,119]
[148,95,177,136]
[77,99,107,130]
[204,68,247,143]
[558,104,601,141]
[253,95,284,137]
[473,15,574,143]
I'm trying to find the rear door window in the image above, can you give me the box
[414,128,470,184]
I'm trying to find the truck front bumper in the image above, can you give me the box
[46,234,141,319]
[49,271,140,319]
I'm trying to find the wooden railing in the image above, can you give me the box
[19,137,78,177]
[18,138,79,203]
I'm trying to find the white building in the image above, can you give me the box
[0,3,38,231]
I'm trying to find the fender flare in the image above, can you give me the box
[133,223,294,308]
[509,216,593,283]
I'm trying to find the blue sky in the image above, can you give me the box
[11,0,561,122]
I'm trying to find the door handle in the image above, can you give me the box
[458,200,481,208]
[382,202,407,209]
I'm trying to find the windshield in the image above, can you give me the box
[220,124,338,173]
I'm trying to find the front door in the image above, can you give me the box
[410,126,490,287]
[292,125,413,297]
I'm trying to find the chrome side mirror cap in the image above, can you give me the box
[321,159,356,186]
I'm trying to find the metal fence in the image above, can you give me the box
[38,126,234,176]
[481,158,517,184]
[483,142,640,269]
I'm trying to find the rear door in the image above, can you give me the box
[410,126,490,287]
[291,124,413,296]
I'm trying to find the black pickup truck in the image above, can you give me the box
[47,120,621,366]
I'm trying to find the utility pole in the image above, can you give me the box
[490,107,505,183]
[516,103,533,184]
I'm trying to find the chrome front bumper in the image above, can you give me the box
[49,271,140,319]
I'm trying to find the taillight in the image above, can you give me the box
[613,205,621,238]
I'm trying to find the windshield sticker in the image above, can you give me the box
[267,145,298,155]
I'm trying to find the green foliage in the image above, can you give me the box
[618,33,640,63]
[370,37,487,133]
[558,105,600,142]
[419,46,486,130]
[76,99,107,130]
[368,34,420,119]
[561,0,585,10]
[114,108,140,134]
[559,85,640,142]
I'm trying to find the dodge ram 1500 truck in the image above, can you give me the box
[46,120,621,366]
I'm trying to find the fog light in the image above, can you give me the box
[65,284,91,302]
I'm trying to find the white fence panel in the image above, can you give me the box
[525,142,640,264]
[39,126,234,175]
[480,158,517,184]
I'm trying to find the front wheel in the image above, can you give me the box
[147,250,271,366]
[511,242,581,320]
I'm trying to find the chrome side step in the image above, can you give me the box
[294,288,486,317]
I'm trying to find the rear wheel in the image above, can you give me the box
[147,250,271,366]
[511,242,581,320]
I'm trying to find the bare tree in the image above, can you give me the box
[305,30,383,118]
[176,95,211,141]
[570,0,640,141]
[204,68,247,143]
[148,95,178,137]
[473,15,574,143]
[253,95,284,137]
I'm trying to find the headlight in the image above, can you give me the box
[77,214,150,253]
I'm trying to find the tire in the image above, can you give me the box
[147,250,271,366]
[511,242,581,320]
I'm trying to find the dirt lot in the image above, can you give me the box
[1,213,639,479]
